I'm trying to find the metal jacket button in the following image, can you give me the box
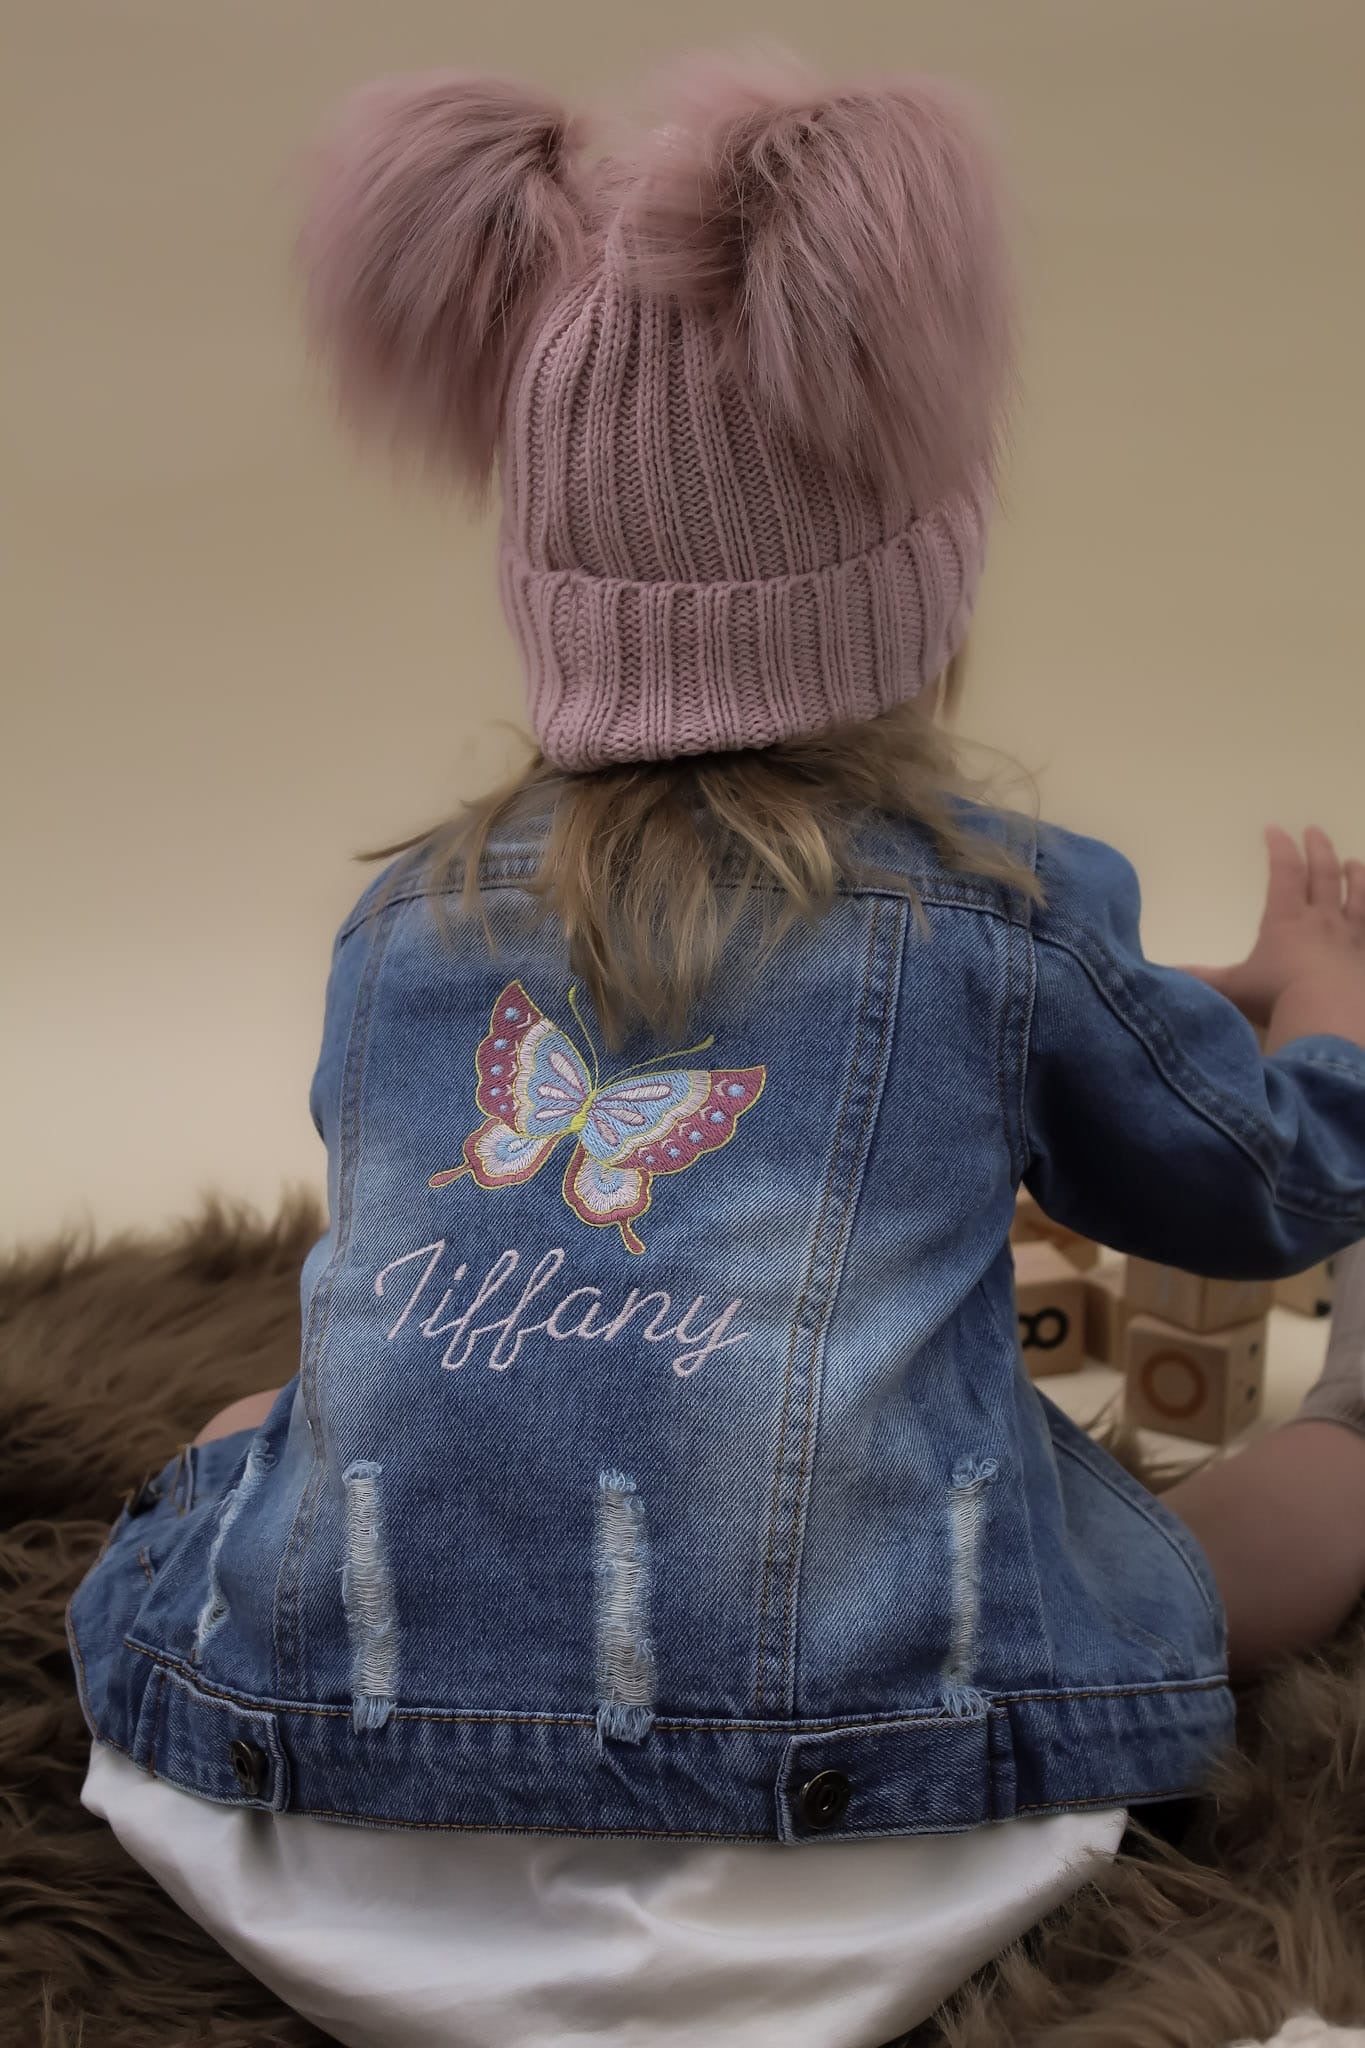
[229,1740,268,1798]
[798,1769,851,1830]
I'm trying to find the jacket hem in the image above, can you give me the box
[73,1618,1234,1843]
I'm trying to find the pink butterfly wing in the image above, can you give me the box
[474,981,589,1135]
[562,1146,650,1256]
[429,982,589,1192]
[459,1117,563,1189]
[606,1068,767,1178]
[560,1067,766,1252]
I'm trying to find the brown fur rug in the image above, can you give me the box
[2,1199,1363,2048]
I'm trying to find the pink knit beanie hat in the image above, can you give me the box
[301,53,1013,770]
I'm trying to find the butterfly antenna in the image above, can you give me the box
[567,984,601,1092]
[634,1035,716,1071]
[598,1035,716,1089]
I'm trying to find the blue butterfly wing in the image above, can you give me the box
[579,1072,704,1161]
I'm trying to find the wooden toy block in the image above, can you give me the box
[1082,1268,1130,1365]
[1123,1258,1273,1335]
[1275,1260,1336,1318]
[1012,1191,1100,1271]
[1014,1241,1087,1377]
[1123,1313,1267,1444]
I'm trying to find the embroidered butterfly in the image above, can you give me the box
[428,981,766,1255]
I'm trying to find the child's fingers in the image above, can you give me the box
[1263,826,1307,918]
[1346,859,1365,929]
[1304,825,1343,910]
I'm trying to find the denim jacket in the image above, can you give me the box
[70,810,1365,1841]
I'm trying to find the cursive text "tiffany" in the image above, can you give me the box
[373,1241,748,1379]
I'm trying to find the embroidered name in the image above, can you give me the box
[374,1240,749,1380]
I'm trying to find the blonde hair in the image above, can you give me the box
[371,660,1038,1046]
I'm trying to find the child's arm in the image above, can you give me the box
[1020,824,1365,1278]
[1186,825,1365,1053]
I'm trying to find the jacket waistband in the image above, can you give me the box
[72,1628,1232,1842]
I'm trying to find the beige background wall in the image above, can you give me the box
[5,0,1363,1248]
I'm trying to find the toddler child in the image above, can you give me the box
[72,52,1365,2048]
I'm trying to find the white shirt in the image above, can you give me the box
[85,1744,1122,2048]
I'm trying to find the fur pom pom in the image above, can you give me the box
[624,52,1013,507]
[299,73,585,486]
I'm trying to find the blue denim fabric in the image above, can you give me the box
[69,810,1365,1840]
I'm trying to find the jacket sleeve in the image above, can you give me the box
[1021,824,1365,1277]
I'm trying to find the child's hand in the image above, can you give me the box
[1187,827,1365,1049]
